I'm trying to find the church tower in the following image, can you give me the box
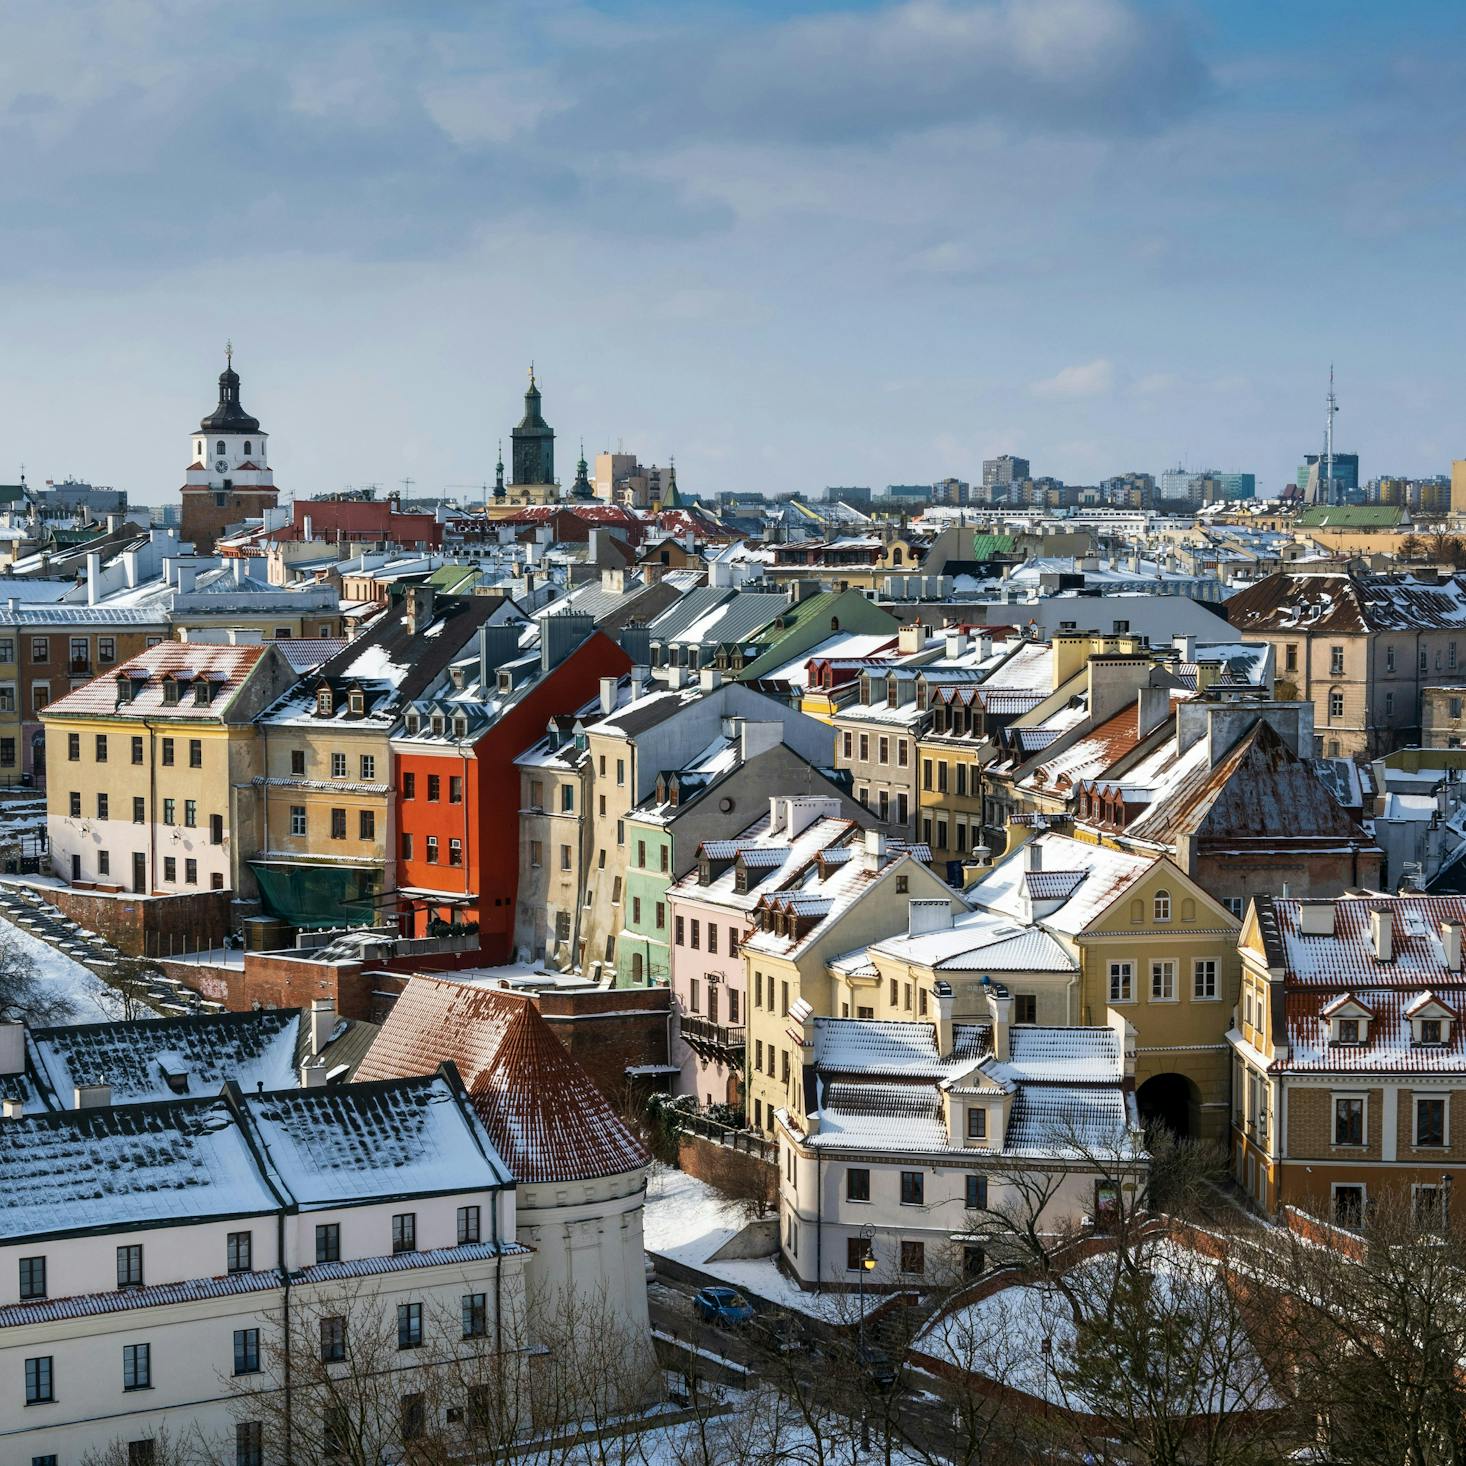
[179,347,280,553]
[510,367,555,491]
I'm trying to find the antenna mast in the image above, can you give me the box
[1323,365,1339,505]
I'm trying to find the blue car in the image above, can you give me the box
[693,1286,755,1326]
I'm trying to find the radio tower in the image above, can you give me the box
[1322,365,1339,505]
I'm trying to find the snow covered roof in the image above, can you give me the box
[354,976,649,1184]
[42,643,268,721]
[968,833,1156,936]
[866,910,1076,974]
[1264,894,1466,987]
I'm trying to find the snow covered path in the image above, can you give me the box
[0,912,122,1022]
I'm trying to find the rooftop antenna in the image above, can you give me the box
[1323,365,1339,505]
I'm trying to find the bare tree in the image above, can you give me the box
[0,921,76,1025]
[80,1425,202,1466]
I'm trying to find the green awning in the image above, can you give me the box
[248,861,383,928]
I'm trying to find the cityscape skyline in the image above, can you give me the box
[1,0,1462,500]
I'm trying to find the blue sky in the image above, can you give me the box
[1,0,1462,503]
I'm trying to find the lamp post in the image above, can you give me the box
[856,1223,876,1351]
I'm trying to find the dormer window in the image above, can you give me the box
[1406,993,1455,1045]
[405,711,421,736]
[115,677,133,705]
[1325,994,1374,1046]
[316,688,334,717]
[193,680,211,706]
[162,678,179,706]
[1420,1019,1443,1045]
[452,714,468,739]
[348,690,365,717]
[498,671,513,695]
[1336,1018,1360,1045]
[430,713,445,736]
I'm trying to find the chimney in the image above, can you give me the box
[1173,633,1197,663]
[307,998,335,1056]
[1136,684,1171,738]
[784,795,841,839]
[1371,907,1394,963]
[618,622,651,666]
[699,667,722,692]
[0,1022,23,1076]
[1443,921,1463,973]
[1298,900,1335,935]
[176,565,196,596]
[1023,840,1043,873]
[933,978,955,1057]
[1,1097,22,1119]
[897,623,924,655]
[599,676,618,716]
[86,551,102,606]
[299,1058,328,1089]
[303,513,314,541]
[231,557,245,585]
[477,622,521,686]
[629,665,650,701]
[404,584,436,636]
[666,665,686,690]
[908,898,953,935]
[862,828,887,873]
[540,611,593,673]
[985,979,1013,1062]
[944,629,969,660]
[768,797,785,836]
[976,633,993,661]
[74,1081,112,1109]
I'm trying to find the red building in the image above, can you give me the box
[391,619,631,961]
[272,497,443,550]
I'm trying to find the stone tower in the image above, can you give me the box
[511,367,555,489]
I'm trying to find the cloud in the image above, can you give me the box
[1030,358,1116,399]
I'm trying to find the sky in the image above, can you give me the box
[1,0,1463,505]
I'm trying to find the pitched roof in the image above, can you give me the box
[354,976,649,1183]
[1226,570,1466,635]
[1267,895,1466,988]
[42,643,268,720]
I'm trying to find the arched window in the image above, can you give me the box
[830,617,841,632]
[195,441,203,456]
[1154,889,1172,923]
[216,440,226,455]
[892,547,904,566]
[243,441,252,455]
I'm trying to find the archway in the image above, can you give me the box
[1136,1072,1200,1139]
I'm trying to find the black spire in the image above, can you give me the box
[571,439,593,499]
[511,364,555,486]
[199,344,261,434]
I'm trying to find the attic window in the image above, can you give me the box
[1153,890,1172,923]
[405,711,421,736]
[193,680,212,706]
[498,671,513,695]
[162,678,179,706]
[735,867,750,895]
[452,714,468,739]
[115,677,133,704]
[162,1068,188,1095]
[348,690,365,716]
[1419,1018,1444,1045]
[1335,1018,1361,1045]
[316,689,334,717]
[430,713,445,736]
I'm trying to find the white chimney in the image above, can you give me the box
[1023,840,1043,873]
[0,1022,23,1076]
[599,677,618,716]
[1443,921,1463,972]
[862,828,887,873]
[699,667,723,692]
[932,979,954,1057]
[944,630,969,659]
[1371,907,1394,963]
[74,1082,112,1109]
[985,981,1013,1062]
[767,797,785,836]
[1298,901,1335,936]
[300,1058,329,1089]
[308,998,336,1056]
[908,899,953,935]
[666,666,686,690]
[1,1097,22,1119]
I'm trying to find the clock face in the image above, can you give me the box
[215,459,228,472]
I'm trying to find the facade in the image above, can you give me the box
[0,1067,528,1463]
[1421,683,1466,748]
[179,354,280,554]
[773,994,1140,1291]
[42,643,296,900]
[1232,893,1466,1223]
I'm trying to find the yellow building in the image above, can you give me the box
[966,829,1240,1139]
[42,644,295,897]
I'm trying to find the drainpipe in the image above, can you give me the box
[278,1207,293,1465]
[492,1183,503,1354]
[459,742,473,936]
[814,1149,823,1295]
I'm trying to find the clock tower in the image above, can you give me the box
[179,347,280,553]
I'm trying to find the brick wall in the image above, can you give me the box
[676,1132,776,1201]
[1288,1085,1384,1160]
[535,987,672,1102]
[44,886,232,957]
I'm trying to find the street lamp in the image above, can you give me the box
[856,1224,876,1352]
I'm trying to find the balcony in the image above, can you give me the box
[69,658,92,676]
[679,1012,746,1061]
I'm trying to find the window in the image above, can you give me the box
[1336,1018,1360,1045]
[397,1302,424,1349]
[901,1240,925,1275]
[94,732,109,764]
[427,774,441,802]
[1415,1096,1447,1148]
[0,739,13,768]
[963,1244,986,1279]
[1329,690,1344,719]
[286,804,306,838]
[392,1213,417,1254]
[900,1170,924,1205]
[401,832,413,861]
[117,1244,143,1288]
[19,1256,45,1299]
[320,1315,347,1362]
[236,1422,264,1466]
[1330,645,1345,675]
[1013,992,1037,1024]
[426,835,439,864]
[25,1354,53,1404]
[1153,890,1171,923]
[161,737,174,766]
[1194,959,1218,999]
[1108,961,1133,1002]
[67,732,79,762]
[67,791,80,818]
[462,1292,488,1338]
[846,1237,872,1270]
[878,736,889,764]
[1334,1096,1365,1146]
[1420,1018,1444,1045]
[315,1223,340,1263]
[330,808,346,839]
[707,923,718,955]
[360,754,376,781]
[184,798,197,828]
[189,739,202,768]
[403,772,415,799]
[1150,960,1176,1001]
[227,1231,252,1273]
[965,1106,988,1140]
[233,1328,261,1375]
[847,1167,870,1201]
[457,1205,481,1244]
[449,837,462,866]
[401,1393,426,1443]
[96,792,109,819]
[1333,1184,1365,1228]
[133,796,145,824]
[360,810,375,840]
[324,1404,348,1460]
[123,1342,151,1391]
[965,1174,988,1210]
[160,796,176,825]
[132,735,144,764]
[30,637,48,663]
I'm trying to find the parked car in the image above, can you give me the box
[858,1343,898,1391]
[693,1286,755,1326]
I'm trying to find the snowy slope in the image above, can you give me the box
[0,914,121,1023]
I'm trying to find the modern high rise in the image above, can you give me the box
[1297,452,1359,502]
[1452,460,1466,516]
[983,454,1030,488]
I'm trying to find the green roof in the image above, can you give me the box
[1296,505,1403,529]
[426,563,481,594]
[966,533,1016,558]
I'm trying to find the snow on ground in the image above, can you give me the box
[0,913,120,1022]
[643,1164,871,1324]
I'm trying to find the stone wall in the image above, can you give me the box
[535,986,672,1103]
[44,886,232,957]
[676,1131,776,1204]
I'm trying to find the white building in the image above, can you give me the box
[0,1066,528,1463]
[773,983,1143,1291]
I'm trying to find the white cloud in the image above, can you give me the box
[1030,358,1116,399]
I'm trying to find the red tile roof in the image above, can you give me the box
[355,976,649,1184]
[42,643,267,720]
